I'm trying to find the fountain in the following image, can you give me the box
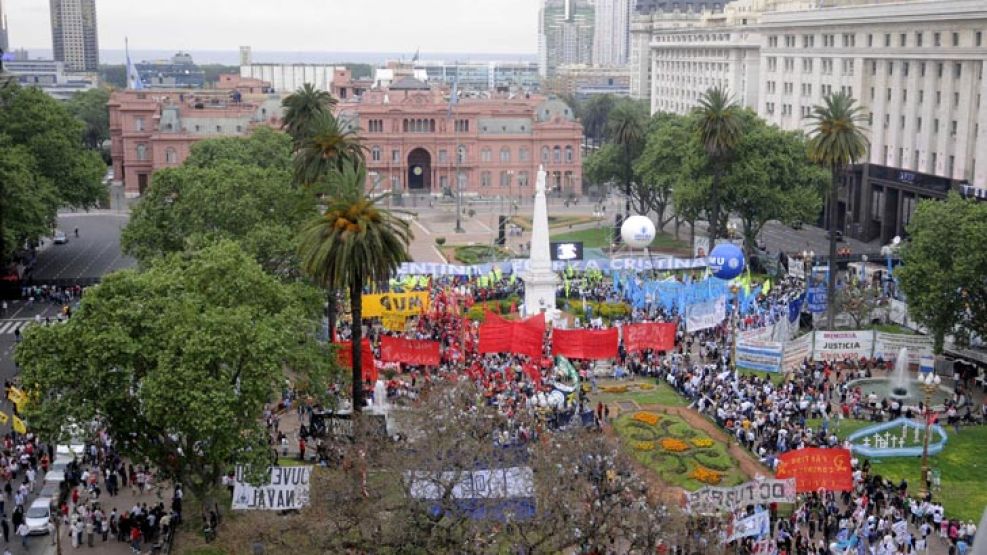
[890,347,911,399]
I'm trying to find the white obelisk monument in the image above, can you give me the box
[522,165,560,318]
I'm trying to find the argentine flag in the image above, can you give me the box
[125,39,143,90]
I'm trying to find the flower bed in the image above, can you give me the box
[691,438,714,448]
[602,385,629,394]
[689,465,723,485]
[637,383,655,390]
[632,411,661,426]
[660,438,689,452]
[633,441,656,451]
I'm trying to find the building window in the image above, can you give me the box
[164,147,177,164]
[917,117,922,131]
[371,146,381,162]
[457,145,467,164]
[934,32,941,47]
[916,32,923,47]
[900,33,906,47]
[954,63,962,78]
[392,149,400,163]
[553,146,561,163]
[134,117,145,131]
[403,119,409,132]
[867,34,873,47]
[481,171,491,187]
[952,32,959,47]
[518,171,529,187]
[931,152,937,172]
[951,120,958,136]
[977,31,983,47]
[500,171,511,187]
[136,144,147,161]
[519,147,529,162]
[564,146,574,163]
[438,149,447,163]
[541,146,550,162]
[500,148,510,162]
[884,34,891,47]
[455,119,469,133]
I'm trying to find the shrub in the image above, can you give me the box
[435,237,446,246]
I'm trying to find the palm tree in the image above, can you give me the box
[297,161,412,413]
[606,100,647,217]
[806,91,869,329]
[695,86,742,243]
[281,83,338,142]
[293,111,366,188]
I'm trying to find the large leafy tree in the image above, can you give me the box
[606,100,648,216]
[806,92,869,329]
[635,112,693,233]
[15,241,332,502]
[64,87,111,152]
[724,118,827,257]
[297,162,411,412]
[0,140,57,266]
[694,86,742,243]
[293,111,366,188]
[184,126,292,172]
[282,83,338,143]
[121,161,315,278]
[581,94,616,146]
[896,193,987,353]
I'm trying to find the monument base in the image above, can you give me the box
[522,271,560,319]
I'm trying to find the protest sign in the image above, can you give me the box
[873,332,933,365]
[622,322,676,353]
[232,466,311,510]
[686,297,726,333]
[806,287,827,313]
[380,336,441,366]
[812,330,873,361]
[552,328,618,360]
[685,478,796,512]
[406,465,536,520]
[775,447,853,492]
[361,292,429,318]
[782,333,813,372]
[727,511,771,542]
[736,341,783,373]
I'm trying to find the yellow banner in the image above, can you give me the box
[361,292,429,318]
[12,415,26,434]
[7,386,25,405]
[381,315,408,332]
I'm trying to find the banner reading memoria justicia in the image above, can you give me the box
[812,330,874,361]
[684,478,796,512]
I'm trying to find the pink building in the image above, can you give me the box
[108,71,582,198]
[341,76,583,197]
[108,88,284,197]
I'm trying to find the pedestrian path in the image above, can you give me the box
[0,320,33,335]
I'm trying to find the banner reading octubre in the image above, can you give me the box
[775,447,853,492]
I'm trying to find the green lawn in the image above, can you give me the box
[615,412,746,490]
[806,418,987,521]
[552,227,690,254]
[593,380,688,407]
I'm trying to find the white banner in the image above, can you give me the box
[694,236,710,258]
[874,332,934,365]
[782,333,813,372]
[728,511,771,542]
[787,256,805,280]
[888,299,909,326]
[740,324,775,343]
[813,330,874,361]
[686,478,796,511]
[686,297,726,333]
[737,341,784,373]
[232,466,311,511]
[406,466,534,500]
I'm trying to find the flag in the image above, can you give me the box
[11,415,26,435]
[125,38,144,90]
[447,77,459,118]
[411,48,420,63]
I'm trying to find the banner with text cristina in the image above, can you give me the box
[552,328,618,360]
[622,322,676,353]
[396,257,709,276]
[775,447,853,492]
[380,336,441,367]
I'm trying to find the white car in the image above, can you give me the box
[53,230,68,244]
[24,498,51,535]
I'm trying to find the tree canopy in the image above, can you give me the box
[0,84,106,266]
[896,193,987,353]
[64,87,111,153]
[15,241,332,501]
[121,130,314,278]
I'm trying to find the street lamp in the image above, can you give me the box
[729,283,740,380]
[918,370,942,499]
[801,249,815,281]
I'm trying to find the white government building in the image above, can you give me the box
[630,0,987,244]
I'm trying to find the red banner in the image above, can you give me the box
[335,340,377,383]
[479,312,545,359]
[379,336,441,367]
[552,328,618,360]
[623,322,676,354]
[775,448,853,492]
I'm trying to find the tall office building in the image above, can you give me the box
[0,0,9,53]
[538,0,595,78]
[50,0,99,72]
[593,0,632,66]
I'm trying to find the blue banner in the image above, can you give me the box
[736,342,783,373]
[807,287,827,313]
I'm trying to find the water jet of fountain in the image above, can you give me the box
[890,347,910,399]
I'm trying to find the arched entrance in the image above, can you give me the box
[407,148,431,192]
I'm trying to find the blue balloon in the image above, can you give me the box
[708,243,745,280]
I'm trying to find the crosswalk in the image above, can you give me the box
[0,320,34,335]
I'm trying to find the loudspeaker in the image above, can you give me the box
[496,215,507,247]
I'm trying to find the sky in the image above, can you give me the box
[4,0,541,55]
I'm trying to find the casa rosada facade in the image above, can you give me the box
[108,74,583,198]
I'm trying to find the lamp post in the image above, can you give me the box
[918,370,942,499]
[730,283,740,380]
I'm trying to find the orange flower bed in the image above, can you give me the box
[632,411,661,426]
[691,438,714,448]
[690,465,723,485]
[660,438,689,452]
[637,383,655,390]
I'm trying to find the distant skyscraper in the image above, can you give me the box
[0,0,9,53]
[50,0,99,72]
[239,46,252,67]
[538,0,595,78]
[593,0,631,66]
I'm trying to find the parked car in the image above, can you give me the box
[24,497,52,534]
[53,230,68,244]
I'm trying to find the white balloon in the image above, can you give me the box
[620,215,656,248]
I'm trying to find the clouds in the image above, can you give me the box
[6,0,539,54]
